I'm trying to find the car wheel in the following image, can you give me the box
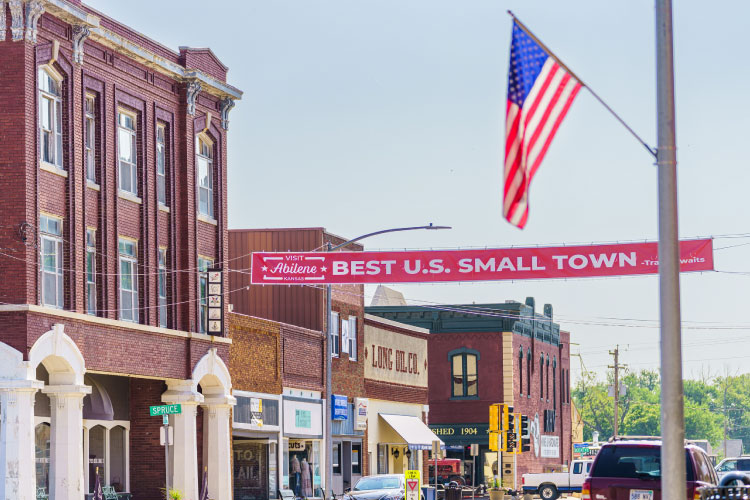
[539,484,558,500]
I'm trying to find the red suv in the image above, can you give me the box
[582,440,718,500]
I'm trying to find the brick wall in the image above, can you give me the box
[280,321,325,392]
[129,377,167,500]
[228,312,282,394]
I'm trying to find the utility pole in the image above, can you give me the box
[608,346,624,439]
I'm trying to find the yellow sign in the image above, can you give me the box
[405,470,421,500]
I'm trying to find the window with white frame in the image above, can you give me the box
[198,256,213,333]
[348,316,357,360]
[156,123,167,206]
[118,238,138,322]
[330,311,340,357]
[158,247,168,328]
[117,110,137,196]
[39,215,63,308]
[86,228,96,315]
[340,315,349,355]
[38,67,63,169]
[85,94,96,182]
[196,135,214,218]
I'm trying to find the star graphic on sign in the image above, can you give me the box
[321,266,327,272]
[262,266,268,272]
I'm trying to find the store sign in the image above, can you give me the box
[365,325,428,387]
[355,398,368,431]
[250,239,713,284]
[332,395,348,420]
[289,441,307,451]
[251,398,263,427]
[429,424,490,444]
[234,441,268,498]
[206,266,224,334]
[296,409,311,429]
[541,436,560,458]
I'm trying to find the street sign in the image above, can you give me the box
[470,444,479,456]
[405,470,421,500]
[150,404,182,416]
[159,426,174,446]
[162,414,169,425]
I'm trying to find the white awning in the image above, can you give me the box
[379,414,444,450]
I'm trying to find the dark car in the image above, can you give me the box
[582,440,718,500]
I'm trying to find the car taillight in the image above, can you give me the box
[581,480,591,500]
[522,477,525,485]
[692,487,700,500]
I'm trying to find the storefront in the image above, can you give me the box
[282,391,325,498]
[332,395,365,494]
[233,391,282,500]
[429,423,492,486]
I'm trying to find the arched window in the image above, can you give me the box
[196,134,215,218]
[553,357,557,408]
[38,67,63,169]
[546,354,550,402]
[518,347,524,396]
[540,354,544,400]
[526,349,531,399]
[449,348,480,398]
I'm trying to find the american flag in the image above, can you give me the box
[504,21,582,228]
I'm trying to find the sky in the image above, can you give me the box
[87,0,750,382]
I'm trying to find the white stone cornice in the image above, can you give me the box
[25,0,44,42]
[220,97,235,130]
[186,80,202,116]
[9,0,23,41]
[72,24,90,64]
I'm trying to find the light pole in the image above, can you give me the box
[324,223,450,499]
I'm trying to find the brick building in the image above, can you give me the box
[229,228,367,497]
[367,297,573,489]
[0,2,241,499]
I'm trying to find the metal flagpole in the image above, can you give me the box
[655,3,685,500]
[506,10,657,159]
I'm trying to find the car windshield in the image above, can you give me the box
[355,477,402,491]
[591,446,695,481]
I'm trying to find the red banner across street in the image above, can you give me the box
[249,239,714,285]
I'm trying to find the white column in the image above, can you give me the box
[0,381,43,500]
[43,384,91,500]
[163,380,203,500]
[202,396,236,500]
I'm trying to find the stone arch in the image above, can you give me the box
[191,347,232,398]
[0,341,35,381]
[28,323,86,386]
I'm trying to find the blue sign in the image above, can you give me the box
[332,395,348,420]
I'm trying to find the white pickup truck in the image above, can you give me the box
[521,460,593,500]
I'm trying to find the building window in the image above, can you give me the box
[352,443,362,474]
[86,229,96,315]
[333,443,341,474]
[519,347,524,396]
[540,354,544,400]
[38,67,63,169]
[156,123,167,206]
[118,238,138,322]
[158,248,168,328]
[117,110,137,196]
[449,349,479,398]
[553,357,557,408]
[348,316,357,361]
[198,257,214,333]
[546,355,550,402]
[196,135,214,218]
[341,316,349,355]
[39,214,63,309]
[526,349,531,399]
[35,423,51,490]
[84,423,129,493]
[330,311,340,357]
[85,94,96,182]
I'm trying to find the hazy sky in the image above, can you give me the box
[87,0,750,381]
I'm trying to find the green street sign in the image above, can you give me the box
[150,404,182,417]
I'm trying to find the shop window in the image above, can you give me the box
[40,214,64,309]
[196,134,214,218]
[85,94,97,182]
[333,443,342,474]
[377,444,387,474]
[158,248,168,328]
[156,123,168,206]
[198,256,214,333]
[449,348,479,398]
[348,316,357,360]
[117,109,138,196]
[330,311,340,357]
[352,443,362,475]
[35,423,51,491]
[287,440,320,497]
[86,228,96,315]
[38,67,63,170]
[118,237,139,322]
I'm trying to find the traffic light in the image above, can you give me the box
[520,415,531,453]
[501,405,512,432]
[490,404,503,432]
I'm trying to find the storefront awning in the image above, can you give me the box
[380,414,445,450]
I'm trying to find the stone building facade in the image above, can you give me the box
[0,1,241,499]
